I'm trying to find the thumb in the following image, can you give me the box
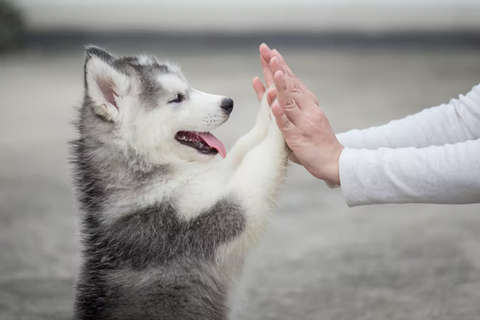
[252,77,266,102]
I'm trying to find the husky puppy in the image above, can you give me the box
[71,46,289,320]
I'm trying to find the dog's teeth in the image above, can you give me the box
[177,135,201,143]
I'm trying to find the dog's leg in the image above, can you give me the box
[217,103,289,319]
[216,98,290,320]
[223,100,290,256]
[226,88,273,169]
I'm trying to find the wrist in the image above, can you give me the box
[325,155,342,186]
[315,145,343,186]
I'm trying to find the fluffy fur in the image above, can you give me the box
[70,46,289,320]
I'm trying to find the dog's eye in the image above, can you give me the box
[169,94,185,104]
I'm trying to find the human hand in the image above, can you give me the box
[252,44,344,185]
[252,44,319,107]
[252,44,298,163]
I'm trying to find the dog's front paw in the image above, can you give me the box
[256,85,275,126]
[267,109,287,151]
[267,98,292,158]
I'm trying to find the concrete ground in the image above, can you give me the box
[1,43,480,320]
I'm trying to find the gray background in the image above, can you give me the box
[1,44,480,320]
[1,1,480,319]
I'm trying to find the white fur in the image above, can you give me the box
[87,55,288,317]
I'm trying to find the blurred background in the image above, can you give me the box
[1,0,480,319]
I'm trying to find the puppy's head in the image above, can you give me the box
[83,46,233,165]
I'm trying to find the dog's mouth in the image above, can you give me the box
[175,131,226,158]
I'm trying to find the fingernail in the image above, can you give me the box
[271,57,279,66]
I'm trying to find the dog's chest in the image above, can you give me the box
[175,171,232,220]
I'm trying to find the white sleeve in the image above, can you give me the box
[337,84,480,149]
[339,139,480,207]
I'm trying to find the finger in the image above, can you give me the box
[270,53,319,106]
[290,91,319,118]
[270,55,303,95]
[272,101,293,130]
[267,88,277,106]
[270,53,305,93]
[259,43,272,64]
[274,70,289,108]
[252,77,266,102]
[270,49,294,77]
[260,55,274,87]
[272,101,301,139]
[269,56,284,79]
[273,70,306,127]
[290,85,319,113]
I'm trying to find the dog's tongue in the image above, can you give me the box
[198,132,226,159]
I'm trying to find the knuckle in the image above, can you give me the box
[312,109,325,121]
[282,119,291,128]
[289,83,304,94]
[284,99,296,110]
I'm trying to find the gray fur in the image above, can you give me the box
[84,45,184,107]
[71,46,246,320]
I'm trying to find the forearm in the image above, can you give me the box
[337,84,480,150]
[339,139,480,207]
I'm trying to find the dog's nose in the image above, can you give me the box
[221,98,234,114]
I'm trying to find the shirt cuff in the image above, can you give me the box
[325,148,377,207]
[338,148,371,207]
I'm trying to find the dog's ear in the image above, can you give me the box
[84,45,129,122]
